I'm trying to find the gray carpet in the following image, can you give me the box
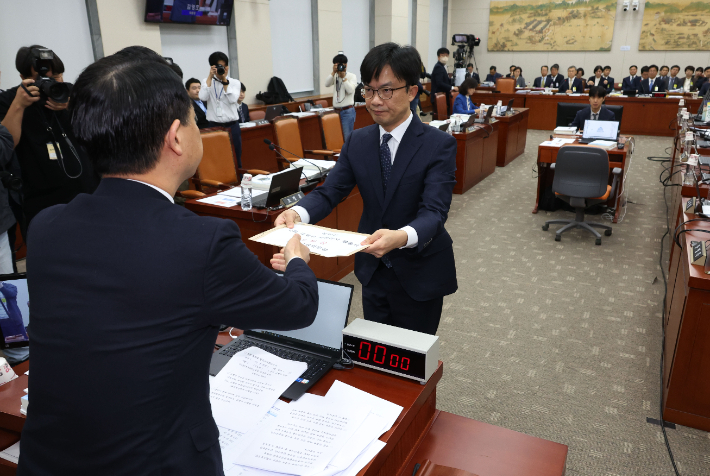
[341,129,710,475]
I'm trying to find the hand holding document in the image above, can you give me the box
[251,224,370,258]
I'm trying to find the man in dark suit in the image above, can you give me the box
[571,86,616,130]
[484,66,502,83]
[621,65,640,92]
[185,78,209,128]
[464,63,479,82]
[549,64,564,88]
[238,82,250,123]
[602,66,614,91]
[639,64,667,93]
[505,65,515,78]
[274,43,457,335]
[430,47,458,117]
[699,80,710,98]
[558,66,584,93]
[696,67,710,93]
[533,65,551,88]
[18,50,318,476]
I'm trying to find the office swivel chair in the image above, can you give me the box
[555,103,624,128]
[434,93,448,121]
[449,91,459,113]
[495,78,515,94]
[541,146,622,245]
[272,117,337,170]
[318,111,343,155]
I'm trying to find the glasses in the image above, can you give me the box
[361,85,407,100]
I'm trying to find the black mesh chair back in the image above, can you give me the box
[552,146,609,198]
[606,105,623,124]
[556,103,586,127]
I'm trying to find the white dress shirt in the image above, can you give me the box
[593,76,601,86]
[325,72,358,108]
[292,111,419,249]
[198,77,242,123]
[684,77,693,92]
[126,179,175,203]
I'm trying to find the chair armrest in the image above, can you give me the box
[239,168,270,176]
[550,163,556,170]
[610,167,623,198]
[177,190,206,199]
[304,149,336,157]
[198,179,233,190]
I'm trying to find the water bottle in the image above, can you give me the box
[241,173,252,210]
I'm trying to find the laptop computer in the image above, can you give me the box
[264,105,287,122]
[474,105,494,123]
[209,277,354,400]
[0,273,30,350]
[506,99,515,115]
[578,119,619,144]
[251,167,303,209]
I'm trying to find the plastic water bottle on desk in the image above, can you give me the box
[241,173,253,210]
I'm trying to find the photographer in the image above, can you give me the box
[325,53,358,141]
[0,45,98,229]
[198,51,243,167]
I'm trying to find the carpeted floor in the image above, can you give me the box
[341,128,710,475]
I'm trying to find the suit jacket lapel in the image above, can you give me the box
[365,126,385,208]
[382,115,424,211]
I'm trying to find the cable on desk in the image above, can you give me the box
[658,184,682,476]
[673,217,710,248]
[674,228,710,250]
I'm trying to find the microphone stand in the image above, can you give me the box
[263,139,329,180]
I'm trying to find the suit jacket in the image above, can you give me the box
[570,105,616,130]
[622,75,641,91]
[533,76,552,88]
[431,62,451,95]
[296,115,457,301]
[700,81,710,98]
[588,76,613,90]
[453,94,477,115]
[640,77,667,94]
[239,102,250,123]
[558,77,584,93]
[192,99,209,128]
[514,76,525,87]
[549,74,565,88]
[464,71,480,82]
[667,76,683,90]
[485,72,502,83]
[18,179,319,475]
[696,77,708,92]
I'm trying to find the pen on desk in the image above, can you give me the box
[412,463,421,476]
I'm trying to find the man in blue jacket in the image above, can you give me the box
[274,43,458,335]
[622,65,641,92]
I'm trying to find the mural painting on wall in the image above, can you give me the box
[488,0,617,52]
[639,1,710,51]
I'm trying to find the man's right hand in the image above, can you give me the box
[14,79,40,109]
[332,64,338,76]
[207,65,217,85]
[274,209,302,229]
[271,234,311,271]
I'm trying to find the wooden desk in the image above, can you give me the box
[185,187,363,282]
[452,121,500,195]
[492,108,529,167]
[0,360,28,475]
[533,137,633,223]
[663,198,710,432]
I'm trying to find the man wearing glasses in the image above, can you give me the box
[273,43,457,335]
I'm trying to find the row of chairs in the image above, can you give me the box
[179,110,344,199]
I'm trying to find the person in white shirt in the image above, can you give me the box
[682,65,696,92]
[198,51,244,166]
[325,53,358,140]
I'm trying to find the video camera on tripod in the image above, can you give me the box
[451,34,480,69]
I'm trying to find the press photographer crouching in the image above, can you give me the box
[325,53,358,141]
[0,45,98,229]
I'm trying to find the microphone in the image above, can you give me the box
[263,139,328,178]
[268,144,307,180]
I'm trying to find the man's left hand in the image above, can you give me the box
[361,229,408,258]
[45,99,68,111]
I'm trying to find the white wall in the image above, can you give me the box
[233,0,273,104]
[270,0,314,93]
[342,0,370,83]
[448,0,710,83]
[0,0,94,86]
[97,0,162,57]
[427,0,444,72]
[160,24,230,83]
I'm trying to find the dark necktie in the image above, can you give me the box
[380,133,392,192]
[592,113,598,121]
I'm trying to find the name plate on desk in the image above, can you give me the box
[342,319,439,383]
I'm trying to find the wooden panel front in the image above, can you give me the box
[453,131,484,195]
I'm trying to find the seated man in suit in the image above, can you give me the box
[464,63,479,82]
[571,86,615,130]
[17,50,319,475]
[549,64,564,88]
[575,67,586,88]
[185,78,209,129]
[666,65,682,90]
[505,65,516,78]
[694,67,706,89]
[621,65,641,91]
[640,64,667,93]
[699,78,710,97]
[601,66,614,91]
[558,66,584,94]
[696,67,710,93]
[658,65,670,87]
[512,66,525,87]
[485,65,502,83]
[274,42,458,335]
[533,65,551,88]
[452,78,479,114]
[237,82,250,123]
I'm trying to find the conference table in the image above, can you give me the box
[533,135,634,223]
[451,121,499,195]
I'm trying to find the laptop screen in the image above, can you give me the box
[583,120,619,140]
[252,278,353,351]
[0,274,29,348]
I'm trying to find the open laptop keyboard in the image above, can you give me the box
[220,339,330,379]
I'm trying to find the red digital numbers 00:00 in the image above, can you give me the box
[358,342,410,371]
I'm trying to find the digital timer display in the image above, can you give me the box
[342,334,426,379]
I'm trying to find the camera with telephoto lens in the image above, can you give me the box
[337,63,346,72]
[30,48,72,104]
[216,64,226,76]
[0,172,22,193]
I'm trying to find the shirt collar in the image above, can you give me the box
[379,111,413,144]
[126,179,175,203]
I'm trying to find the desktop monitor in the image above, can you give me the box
[0,274,29,349]
[145,0,234,25]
